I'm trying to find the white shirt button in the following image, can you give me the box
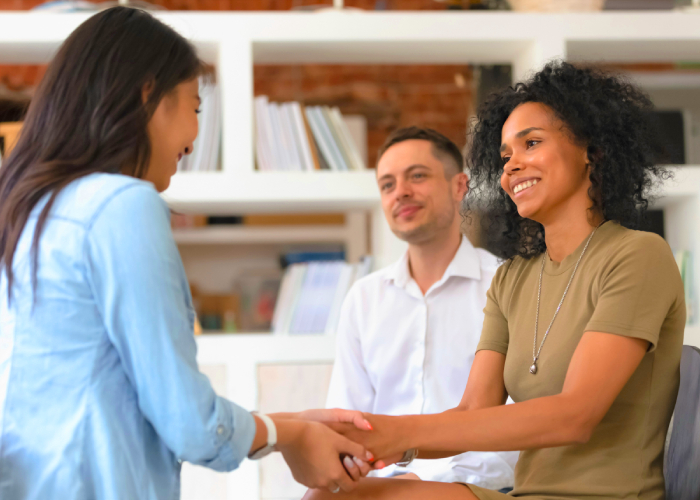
[217,425,225,435]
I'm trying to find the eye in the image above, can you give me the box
[412,173,426,180]
[195,109,202,114]
[526,139,539,148]
[501,156,510,165]
[381,182,394,192]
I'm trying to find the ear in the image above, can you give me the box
[453,172,469,201]
[141,80,155,105]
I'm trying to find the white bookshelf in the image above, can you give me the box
[174,224,355,245]
[4,10,700,500]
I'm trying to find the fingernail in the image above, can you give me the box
[353,457,366,467]
[363,420,373,430]
[366,451,374,461]
[375,461,386,469]
[343,456,355,469]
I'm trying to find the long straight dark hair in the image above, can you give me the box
[0,7,208,302]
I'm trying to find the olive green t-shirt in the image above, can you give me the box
[471,222,685,500]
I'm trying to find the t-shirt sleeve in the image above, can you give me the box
[585,232,684,352]
[477,260,513,355]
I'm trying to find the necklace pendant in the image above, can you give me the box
[529,363,538,375]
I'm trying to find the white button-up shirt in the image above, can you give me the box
[327,236,518,488]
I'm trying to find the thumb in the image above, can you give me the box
[334,409,373,431]
[335,433,374,463]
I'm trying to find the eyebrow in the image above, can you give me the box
[377,164,429,183]
[500,127,544,152]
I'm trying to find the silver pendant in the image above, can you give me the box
[529,363,538,375]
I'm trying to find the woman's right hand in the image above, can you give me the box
[274,419,374,493]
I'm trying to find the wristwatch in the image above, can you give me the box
[396,448,418,467]
[248,412,277,460]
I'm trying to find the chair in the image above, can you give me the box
[665,345,700,500]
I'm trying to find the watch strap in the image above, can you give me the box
[397,448,418,467]
[248,412,277,460]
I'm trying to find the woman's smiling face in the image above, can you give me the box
[499,102,592,224]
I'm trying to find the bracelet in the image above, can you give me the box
[396,448,418,467]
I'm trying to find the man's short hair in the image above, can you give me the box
[377,126,464,178]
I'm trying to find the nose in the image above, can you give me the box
[393,177,413,201]
[503,153,522,175]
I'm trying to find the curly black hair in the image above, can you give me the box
[466,61,670,260]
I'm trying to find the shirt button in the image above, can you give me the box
[217,425,225,435]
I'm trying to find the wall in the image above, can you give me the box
[255,64,474,167]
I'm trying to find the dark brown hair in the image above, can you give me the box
[0,7,209,302]
[377,126,464,177]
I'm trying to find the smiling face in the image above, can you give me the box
[376,139,467,244]
[499,102,593,225]
[144,78,201,192]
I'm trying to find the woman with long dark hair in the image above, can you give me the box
[0,8,374,499]
[304,61,685,500]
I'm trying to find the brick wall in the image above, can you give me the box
[255,64,474,167]
[0,0,456,10]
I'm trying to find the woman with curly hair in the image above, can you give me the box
[304,61,685,500]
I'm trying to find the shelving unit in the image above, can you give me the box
[4,10,700,500]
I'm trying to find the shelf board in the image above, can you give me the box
[172,224,351,245]
[4,12,700,64]
[162,170,379,214]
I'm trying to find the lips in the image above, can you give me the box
[394,204,422,219]
[510,177,540,196]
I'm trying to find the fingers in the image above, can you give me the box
[352,456,372,476]
[337,434,373,463]
[341,455,361,482]
[333,409,372,430]
[334,464,358,493]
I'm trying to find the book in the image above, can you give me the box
[321,106,352,171]
[290,102,316,171]
[254,96,273,171]
[279,103,304,171]
[253,97,366,172]
[300,104,322,170]
[330,107,366,170]
[272,257,374,335]
[305,106,345,171]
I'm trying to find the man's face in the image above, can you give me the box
[376,139,467,244]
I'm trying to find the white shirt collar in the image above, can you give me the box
[384,234,482,289]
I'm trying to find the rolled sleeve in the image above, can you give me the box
[85,182,254,471]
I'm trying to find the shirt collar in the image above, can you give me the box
[384,234,482,289]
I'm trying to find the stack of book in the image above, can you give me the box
[254,96,366,172]
[178,81,221,172]
[272,256,373,335]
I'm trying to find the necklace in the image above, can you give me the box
[530,222,604,375]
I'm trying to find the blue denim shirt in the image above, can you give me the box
[0,173,256,500]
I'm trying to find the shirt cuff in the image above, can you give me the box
[207,398,256,472]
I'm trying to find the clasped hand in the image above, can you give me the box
[324,412,408,468]
[274,409,377,493]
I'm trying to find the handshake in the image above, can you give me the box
[256,408,411,494]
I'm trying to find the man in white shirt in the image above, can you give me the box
[326,127,517,489]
